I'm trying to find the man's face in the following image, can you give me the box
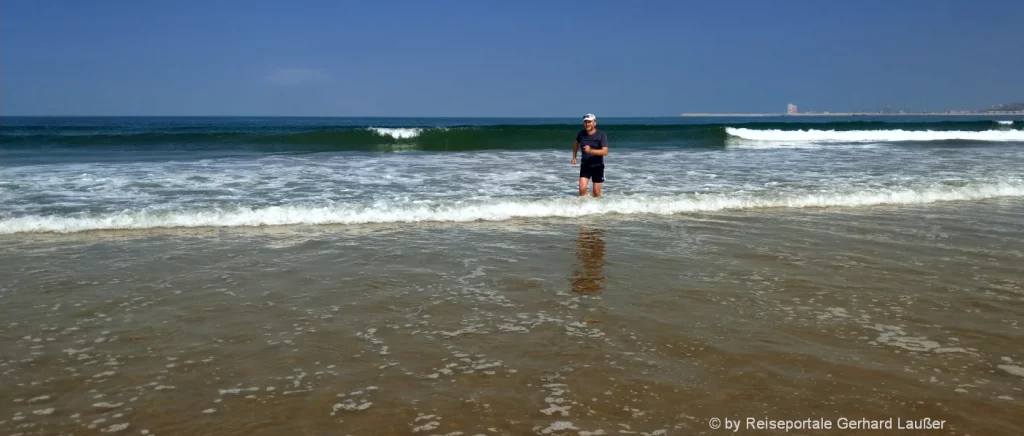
[583,119,596,130]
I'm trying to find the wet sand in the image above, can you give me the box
[1,200,1022,435]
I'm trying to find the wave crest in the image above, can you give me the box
[725,127,1024,142]
[367,127,424,139]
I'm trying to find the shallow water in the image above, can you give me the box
[1,199,1022,435]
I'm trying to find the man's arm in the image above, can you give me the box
[572,140,579,159]
[588,134,610,156]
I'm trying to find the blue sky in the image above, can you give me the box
[2,0,1022,117]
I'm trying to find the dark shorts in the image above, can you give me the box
[579,164,605,183]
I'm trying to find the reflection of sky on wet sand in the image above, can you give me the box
[571,226,606,296]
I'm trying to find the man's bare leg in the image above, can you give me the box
[579,177,589,196]
[592,182,602,197]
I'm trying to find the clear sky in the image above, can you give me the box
[2,0,1022,117]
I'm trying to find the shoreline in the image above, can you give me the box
[1,204,1022,435]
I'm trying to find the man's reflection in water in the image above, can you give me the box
[571,226,607,295]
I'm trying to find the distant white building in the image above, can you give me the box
[787,103,798,115]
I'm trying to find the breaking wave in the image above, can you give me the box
[725,127,1024,142]
[4,181,1021,234]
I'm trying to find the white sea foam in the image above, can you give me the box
[3,180,1021,234]
[725,141,881,150]
[996,120,1014,125]
[4,143,1023,235]
[101,423,129,433]
[999,365,1024,377]
[725,127,1024,142]
[367,127,423,139]
[27,395,51,404]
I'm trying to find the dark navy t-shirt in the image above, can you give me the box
[576,129,608,166]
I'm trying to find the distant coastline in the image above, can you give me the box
[680,112,1024,117]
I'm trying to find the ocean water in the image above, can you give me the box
[2,116,1023,233]
[1,116,1023,435]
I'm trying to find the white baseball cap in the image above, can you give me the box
[583,113,596,121]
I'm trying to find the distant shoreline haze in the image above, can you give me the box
[682,102,1024,117]
[681,111,1024,117]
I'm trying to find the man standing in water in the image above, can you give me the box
[571,113,609,197]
